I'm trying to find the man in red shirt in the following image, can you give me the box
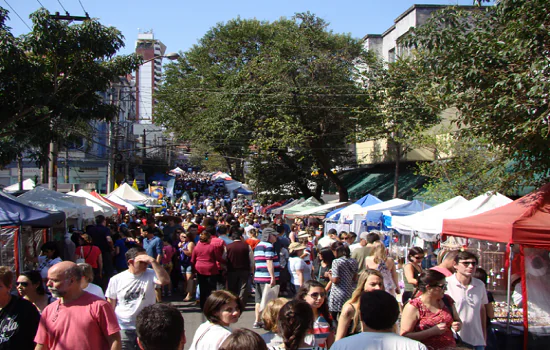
[35,261,121,350]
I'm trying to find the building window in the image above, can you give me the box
[388,48,396,63]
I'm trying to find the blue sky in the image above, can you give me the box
[5,1,490,56]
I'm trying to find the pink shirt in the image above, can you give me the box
[162,245,176,265]
[35,291,120,350]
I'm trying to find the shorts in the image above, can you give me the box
[181,265,192,274]
[254,283,267,304]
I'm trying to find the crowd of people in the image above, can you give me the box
[0,173,496,350]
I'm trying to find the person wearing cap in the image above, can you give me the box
[288,242,311,296]
[252,227,280,329]
[349,232,367,253]
[297,231,313,266]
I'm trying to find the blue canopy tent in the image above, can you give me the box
[0,210,21,226]
[235,187,253,195]
[326,194,382,221]
[365,200,431,231]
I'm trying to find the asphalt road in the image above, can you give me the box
[164,294,263,350]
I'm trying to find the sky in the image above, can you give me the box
[5,0,489,56]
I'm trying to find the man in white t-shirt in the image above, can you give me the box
[331,290,427,350]
[318,228,337,249]
[106,247,171,350]
[445,251,488,349]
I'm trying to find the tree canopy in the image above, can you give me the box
[157,13,373,201]
[403,0,550,195]
[0,7,140,165]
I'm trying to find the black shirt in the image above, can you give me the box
[0,295,41,350]
[87,224,112,253]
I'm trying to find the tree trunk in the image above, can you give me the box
[393,142,401,199]
[224,157,234,176]
[234,159,244,182]
[309,143,349,202]
[277,151,315,199]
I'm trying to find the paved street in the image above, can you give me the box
[163,294,263,350]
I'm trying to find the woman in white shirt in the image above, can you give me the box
[288,242,311,296]
[77,262,105,299]
[190,290,242,350]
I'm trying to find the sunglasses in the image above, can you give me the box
[16,282,29,287]
[433,283,447,290]
[308,292,326,299]
[460,261,478,267]
[414,255,425,259]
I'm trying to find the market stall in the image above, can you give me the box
[442,183,550,349]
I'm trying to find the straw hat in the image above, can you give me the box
[297,231,309,239]
[288,242,306,253]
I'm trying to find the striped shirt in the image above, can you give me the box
[312,315,331,349]
[253,241,280,283]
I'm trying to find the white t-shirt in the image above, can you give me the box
[349,243,362,253]
[289,257,311,286]
[106,269,157,329]
[84,283,105,299]
[318,236,336,249]
[331,331,427,350]
[445,274,489,346]
[189,321,231,350]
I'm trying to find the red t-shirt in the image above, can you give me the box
[35,292,120,350]
[246,238,260,250]
[76,245,102,268]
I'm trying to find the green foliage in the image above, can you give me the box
[157,13,371,200]
[0,7,140,165]
[404,1,550,191]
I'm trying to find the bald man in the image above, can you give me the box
[34,261,121,350]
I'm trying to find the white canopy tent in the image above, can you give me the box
[169,167,185,175]
[106,183,156,206]
[3,179,36,193]
[390,196,469,240]
[105,193,137,212]
[391,193,512,242]
[67,190,117,217]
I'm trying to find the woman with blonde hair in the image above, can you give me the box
[335,269,385,340]
[364,241,400,296]
[261,298,302,348]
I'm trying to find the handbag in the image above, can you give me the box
[259,284,280,312]
[76,246,91,264]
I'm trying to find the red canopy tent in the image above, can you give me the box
[90,191,127,214]
[442,183,550,349]
[261,200,286,214]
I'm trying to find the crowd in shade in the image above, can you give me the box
[0,173,497,350]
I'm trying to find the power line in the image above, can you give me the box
[3,0,32,31]
[36,0,45,8]
[56,0,68,14]
[77,0,89,17]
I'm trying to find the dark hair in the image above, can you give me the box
[20,270,45,295]
[203,290,242,325]
[407,247,425,262]
[136,304,184,350]
[296,280,331,324]
[454,250,479,264]
[360,290,400,331]
[318,248,335,269]
[230,229,242,241]
[41,242,60,259]
[327,228,337,236]
[347,232,357,241]
[0,266,13,288]
[277,300,314,350]
[199,231,211,243]
[95,215,106,225]
[219,328,267,350]
[473,267,488,286]
[331,241,350,258]
[218,224,228,236]
[125,247,146,262]
[417,270,446,293]
[366,232,380,244]
[188,224,199,231]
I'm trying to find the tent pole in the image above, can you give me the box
[506,244,514,335]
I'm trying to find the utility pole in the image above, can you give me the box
[106,88,115,193]
[48,141,58,191]
[17,154,23,191]
[65,146,70,183]
[142,129,146,159]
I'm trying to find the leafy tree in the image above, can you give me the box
[357,57,441,198]
[403,1,550,191]
[0,8,140,166]
[157,13,370,201]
